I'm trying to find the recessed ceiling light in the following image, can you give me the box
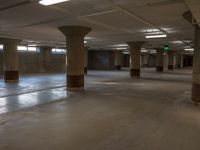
[39,0,70,6]
[145,34,167,39]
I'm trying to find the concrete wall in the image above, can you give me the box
[0,51,66,76]
[88,50,115,70]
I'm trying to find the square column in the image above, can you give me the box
[168,51,175,70]
[84,47,89,74]
[39,46,52,72]
[192,25,200,104]
[0,38,21,82]
[156,48,164,72]
[114,51,123,70]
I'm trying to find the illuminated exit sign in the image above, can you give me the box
[163,45,170,52]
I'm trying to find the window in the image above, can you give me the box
[18,46,39,52]
[18,46,27,51]
[28,47,38,52]
[52,48,66,54]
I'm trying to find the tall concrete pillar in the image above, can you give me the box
[39,46,52,72]
[168,51,174,70]
[156,48,164,72]
[127,41,144,77]
[143,53,149,67]
[183,11,200,104]
[176,53,183,68]
[192,25,200,104]
[0,38,21,82]
[180,54,184,68]
[176,52,183,68]
[84,47,89,74]
[58,26,91,90]
[114,51,123,70]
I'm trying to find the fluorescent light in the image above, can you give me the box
[114,44,128,47]
[39,0,70,6]
[145,34,167,39]
[28,44,37,47]
[116,47,128,50]
[123,51,129,54]
[184,48,194,51]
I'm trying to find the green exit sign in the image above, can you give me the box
[163,45,170,52]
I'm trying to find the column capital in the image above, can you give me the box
[127,41,145,49]
[0,37,21,45]
[58,26,92,37]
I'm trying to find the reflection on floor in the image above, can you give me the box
[1,68,200,150]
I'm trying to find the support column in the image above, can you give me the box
[180,54,184,68]
[176,53,182,68]
[58,26,91,90]
[143,53,149,67]
[168,51,174,70]
[39,46,52,72]
[114,51,123,70]
[183,11,200,104]
[192,25,200,104]
[156,48,164,72]
[84,47,88,74]
[127,41,144,77]
[0,38,21,82]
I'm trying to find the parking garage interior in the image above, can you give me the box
[0,0,200,150]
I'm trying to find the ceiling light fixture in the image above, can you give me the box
[116,47,128,50]
[39,0,70,6]
[145,34,167,39]
[184,48,194,51]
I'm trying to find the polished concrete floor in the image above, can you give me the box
[0,68,200,150]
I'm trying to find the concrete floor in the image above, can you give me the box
[0,68,200,150]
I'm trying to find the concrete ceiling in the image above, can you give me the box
[0,0,198,50]
[184,0,200,25]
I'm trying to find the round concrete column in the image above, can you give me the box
[168,51,174,70]
[127,41,144,77]
[39,46,52,72]
[156,48,164,72]
[192,25,200,103]
[114,51,123,70]
[58,26,91,90]
[0,38,21,82]
[84,47,89,74]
